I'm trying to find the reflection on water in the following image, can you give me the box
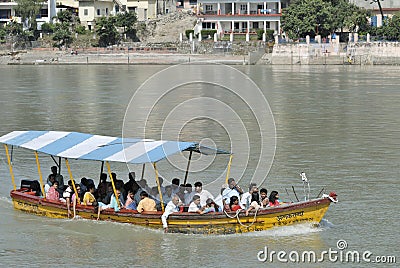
[0,65,399,267]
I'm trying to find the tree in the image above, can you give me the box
[282,0,369,39]
[116,12,138,40]
[52,22,73,49]
[95,16,119,47]
[15,0,43,30]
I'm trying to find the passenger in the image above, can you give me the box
[72,184,81,218]
[97,189,124,220]
[44,174,55,194]
[203,198,221,213]
[224,196,241,212]
[157,176,166,195]
[240,183,257,209]
[115,179,126,204]
[125,190,137,210]
[138,178,151,193]
[161,195,181,233]
[188,195,204,214]
[222,178,243,205]
[79,177,89,194]
[123,172,136,198]
[48,166,64,195]
[157,185,173,206]
[63,180,75,217]
[97,173,108,201]
[102,184,113,204]
[184,183,195,205]
[176,184,186,202]
[193,181,214,207]
[268,191,281,207]
[259,188,269,208]
[137,191,157,213]
[245,192,261,216]
[82,185,97,206]
[171,178,180,195]
[46,181,60,201]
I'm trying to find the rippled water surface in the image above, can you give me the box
[0,65,399,267]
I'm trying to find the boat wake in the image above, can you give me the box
[240,219,334,238]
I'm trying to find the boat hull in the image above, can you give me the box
[11,189,333,235]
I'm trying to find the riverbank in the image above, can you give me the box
[0,48,248,65]
[1,41,400,65]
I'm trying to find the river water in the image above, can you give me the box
[0,65,398,267]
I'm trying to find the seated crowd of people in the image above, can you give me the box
[42,166,283,223]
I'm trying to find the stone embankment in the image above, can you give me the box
[271,41,400,65]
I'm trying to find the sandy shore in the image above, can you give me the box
[0,49,248,65]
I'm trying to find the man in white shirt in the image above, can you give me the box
[222,178,243,205]
[193,181,214,207]
[162,195,181,233]
[240,183,258,209]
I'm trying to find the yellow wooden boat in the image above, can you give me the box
[1,131,337,235]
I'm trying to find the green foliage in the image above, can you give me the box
[282,0,369,39]
[56,10,73,23]
[95,16,119,47]
[15,0,42,30]
[52,22,73,49]
[256,29,275,40]
[41,22,54,34]
[5,21,23,35]
[0,28,6,43]
[200,29,217,38]
[116,12,138,40]
[75,25,86,35]
[185,29,194,39]
[382,13,400,40]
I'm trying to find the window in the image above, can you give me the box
[106,8,108,15]
[84,9,88,16]
[205,5,213,11]
[240,5,247,11]
[97,9,100,16]
[202,22,215,29]
[189,0,197,5]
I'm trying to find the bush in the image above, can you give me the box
[41,23,54,34]
[200,29,217,38]
[75,25,86,35]
[185,29,194,39]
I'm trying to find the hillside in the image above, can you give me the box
[136,11,198,43]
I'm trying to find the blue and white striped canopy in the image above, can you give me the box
[0,131,198,164]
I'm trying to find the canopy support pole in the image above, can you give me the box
[100,161,104,178]
[58,157,61,174]
[183,150,193,185]
[153,162,164,212]
[65,158,79,204]
[4,144,16,190]
[34,151,46,198]
[141,163,145,180]
[225,154,233,184]
[106,161,120,208]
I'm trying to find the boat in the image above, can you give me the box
[0,130,337,235]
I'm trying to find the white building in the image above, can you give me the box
[0,0,57,29]
[350,0,400,27]
[195,0,289,37]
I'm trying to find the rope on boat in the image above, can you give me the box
[223,209,259,228]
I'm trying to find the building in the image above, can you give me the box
[350,0,400,27]
[126,0,176,21]
[195,0,290,37]
[0,0,56,29]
